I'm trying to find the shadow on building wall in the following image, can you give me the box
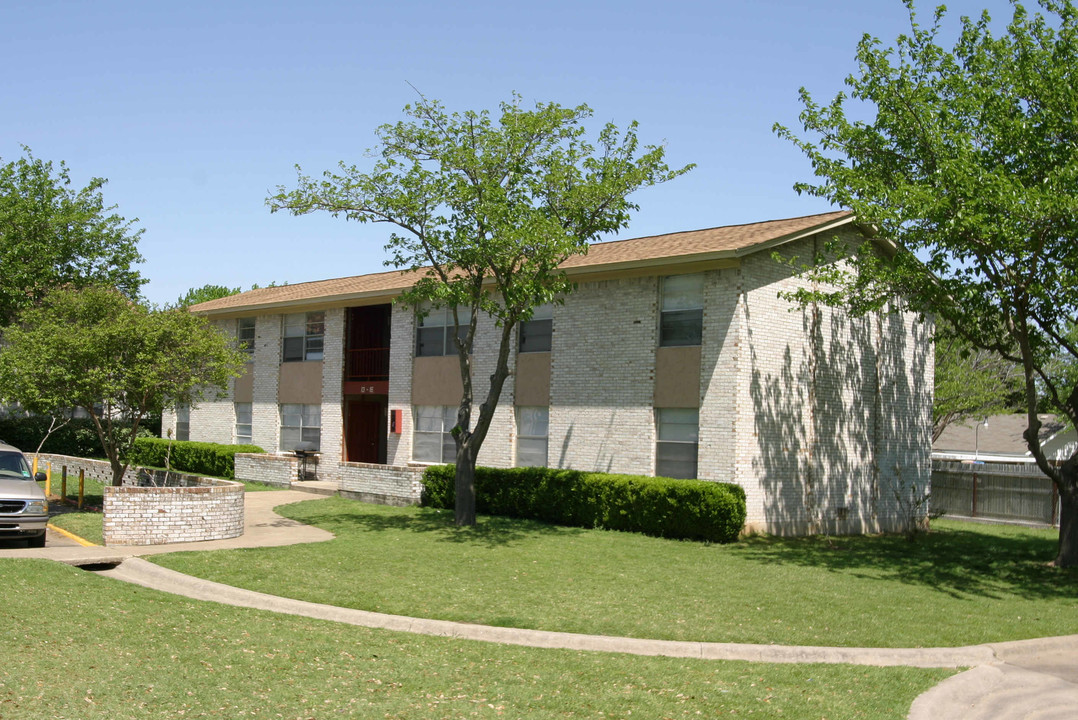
[748,299,931,536]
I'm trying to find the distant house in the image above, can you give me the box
[933,414,1077,465]
[177,210,934,536]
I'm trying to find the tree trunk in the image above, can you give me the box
[454,443,477,526]
[1053,457,1078,568]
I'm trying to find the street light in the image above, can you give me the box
[974,417,989,462]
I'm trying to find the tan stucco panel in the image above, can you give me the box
[278,361,324,404]
[412,356,465,406]
[654,346,701,408]
[515,352,551,406]
[233,363,254,403]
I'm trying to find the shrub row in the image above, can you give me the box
[421,465,746,543]
[128,438,264,480]
[0,416,160,459]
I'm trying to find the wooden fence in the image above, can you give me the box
[931,459,1060,526]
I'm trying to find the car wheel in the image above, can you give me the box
[28,534,45,548]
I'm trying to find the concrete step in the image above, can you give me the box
[289,481,339,497]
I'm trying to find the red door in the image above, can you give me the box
[346,399,383,463]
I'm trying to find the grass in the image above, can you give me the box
[152,499,1078,648]
[0,559,950,719]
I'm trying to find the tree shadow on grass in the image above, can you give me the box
[278,502,588,549]
[732,523,1077,601]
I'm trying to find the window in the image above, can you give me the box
[416,306,471,357]
[413,406,457,463]
[656,408,698,479]
[237,318,256,356]
[660,274,704,347]
[516,406,549,467]
[174,405,190,442]
[518,304,553,353]
[282,312,325,362]
[235,402,252,445]
[279,404,320,451]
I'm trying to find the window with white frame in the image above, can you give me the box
[518,304,553,353]
[174,405,190,442]
[413,406,457,463]
[655,408,699,479]
[235,402,252,445]
[282,312,325,362]
[659,274,704,347]
[279,403,320,451]
[415,306,471,357]
[237,318,256,356]
[515,406,549,467]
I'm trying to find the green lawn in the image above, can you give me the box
[0,559,950,719]
[152,499,1078,648]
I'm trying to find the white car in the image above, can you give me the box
[0,442,48,547]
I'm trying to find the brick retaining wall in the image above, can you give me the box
[37,454,244,546]
[234,453,301,487]
[338,462,424,506]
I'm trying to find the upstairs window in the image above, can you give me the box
[518,304,553,353]
[413,406,457,463]
[416,306,471,357]
[660,274,704,347]
[655,407,698,479]
[283,312,325,362]
[237,317,256,356]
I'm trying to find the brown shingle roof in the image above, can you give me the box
[191,210,853,314]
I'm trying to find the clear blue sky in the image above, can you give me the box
[2,0,1017,306]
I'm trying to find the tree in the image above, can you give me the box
[0,149,144,327]
[176,284,241,307]
[933,324,1023,441]
[270,95,691,525]
[774,0,1078,565]
[0,286,246,485]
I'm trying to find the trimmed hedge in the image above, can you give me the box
[128,438,264,480]
[421,465,746,543]
[0,416,160,459]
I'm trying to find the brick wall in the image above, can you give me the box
[37,454,244,546]
[319,308,345,481]
[234,452,299,487]
[338,461,424,506]
[252,313,282,451]
[731,231,933,535]
[550,275,657,475]
[103,480,244,546]
[387,302,414,465]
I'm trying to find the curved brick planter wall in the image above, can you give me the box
[38,454,245,546]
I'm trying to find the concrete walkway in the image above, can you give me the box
[3,489,1076,718]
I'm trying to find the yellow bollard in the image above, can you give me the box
[78,468,85,510]
[61,466,67,501]
[32,456,38,476]
[45,462,51,497]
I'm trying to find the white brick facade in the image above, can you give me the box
[184,214,933,536]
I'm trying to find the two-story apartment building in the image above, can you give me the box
[177,210,933,535]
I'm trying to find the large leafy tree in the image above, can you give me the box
[0,286,246,485]
[775,0,1078,565]
[0,149,144,326]
[933,325,1023,441]
[270,95,691,525]
[176,283,241,308]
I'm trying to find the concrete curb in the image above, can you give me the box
[98,556,995,668]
